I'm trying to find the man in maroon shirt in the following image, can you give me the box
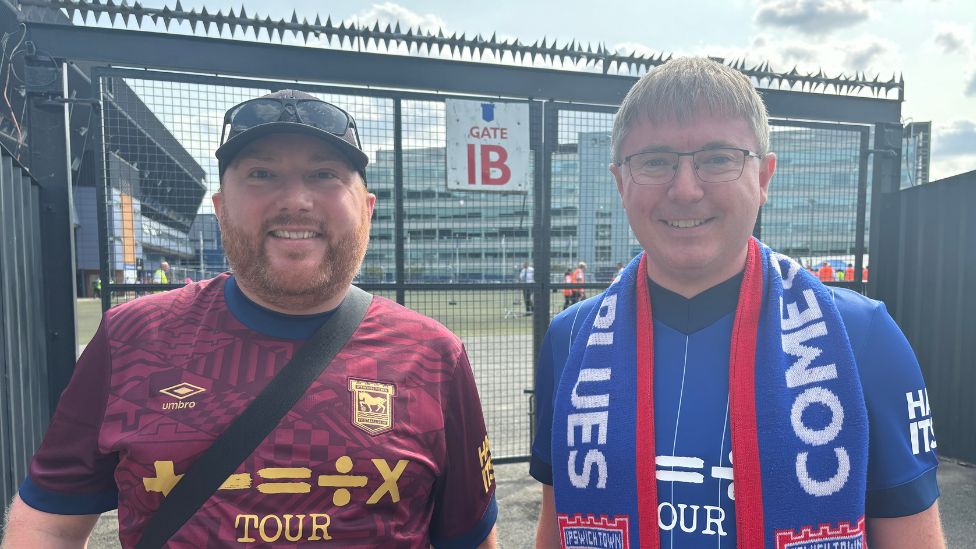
[3,91,497,548]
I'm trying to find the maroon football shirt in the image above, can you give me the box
[23,275,496,547]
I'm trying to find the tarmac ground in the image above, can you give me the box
[84,457,975,548]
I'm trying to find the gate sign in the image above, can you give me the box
[446,99,529,192]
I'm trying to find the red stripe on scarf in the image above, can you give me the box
[635,254,659,549]
[729,238,766,547]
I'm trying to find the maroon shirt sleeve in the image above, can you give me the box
[429,345,497,548]
[20,319,119,514]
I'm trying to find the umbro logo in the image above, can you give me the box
[160,382,206,410]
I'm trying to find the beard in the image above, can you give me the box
[220,207,370,312]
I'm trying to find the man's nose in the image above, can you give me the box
[277,177,315,212]
[667,156,705,203]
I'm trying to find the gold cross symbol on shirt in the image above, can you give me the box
[143,461,184,497]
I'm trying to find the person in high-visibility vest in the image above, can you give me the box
[570,261,587,304]
[845,263,855,282]
[152,261,170,285]
[818,261,834,282]
[562,268,574,310]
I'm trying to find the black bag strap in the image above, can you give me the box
[135,286,373,549]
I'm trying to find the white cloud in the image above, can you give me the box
[929,154,976,181]
[696,34,898,78]
[844,38,894,72]
[965,70,976,97]
[932,26,968,55]
[932,120,976,157]
[350,2,448,34]
[754,0,871,36]
[611,42,663,58]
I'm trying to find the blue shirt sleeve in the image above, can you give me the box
[832,288,941,517]
[530,299,598,486]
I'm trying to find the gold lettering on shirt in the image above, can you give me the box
[308,514,333,541]
[367,459,409,504]
[478,435,495,493]
[257,467,312,494]
[142,461,183,496]
[220,473,252,490]
[141,458,410,505]
[282,514,306,542]
[235,513,331,543]
[234,514,259,542]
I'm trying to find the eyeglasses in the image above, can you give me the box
[619,147,763,185]
[219,97,362,148]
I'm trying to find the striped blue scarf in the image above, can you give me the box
[551,238,868,549]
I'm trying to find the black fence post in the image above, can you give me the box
[853,128,871,286]
[393,98,405,305]
[91,74,113,313]
[533,102,555,361]
[25,56,78,415]
[867,123,903,303]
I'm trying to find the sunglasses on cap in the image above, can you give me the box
[219,97,363,149]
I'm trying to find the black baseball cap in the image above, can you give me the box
[215,90,369,178]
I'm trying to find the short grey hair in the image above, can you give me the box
[611,57,770,164]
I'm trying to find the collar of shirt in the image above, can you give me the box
[646,272,743,335]
[223,275,336,340]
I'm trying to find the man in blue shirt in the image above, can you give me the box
[532,57,943,548]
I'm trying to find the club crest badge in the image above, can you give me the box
[347,378,396,435]
[557,514,631,549]
[774,517,865,549]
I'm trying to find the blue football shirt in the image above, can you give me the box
[531,274,939,547]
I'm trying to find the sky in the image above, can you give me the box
[76,0,976,180]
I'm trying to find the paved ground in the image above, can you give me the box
[84,458,974,548]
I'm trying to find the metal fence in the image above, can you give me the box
[7,0,906,464]
[0,143,48,506]
[874,170,976,464]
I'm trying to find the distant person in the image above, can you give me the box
[519,262,535,314]
[184,276,193,285]
[571,261,587,304]
[864,265,870,282]
[562,268,574,310]
[818,260,834,282]
[615,262,625,280]
[846,263,855,282]
[92,278,101,299]
[152,261,170,284]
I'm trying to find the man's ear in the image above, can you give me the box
[212,190,223,223]
[758,152,776,206]
[366,192,376,220]
[610,163,625,197]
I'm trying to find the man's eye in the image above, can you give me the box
[313,171,338,179]
[248,169,273,179]
[700,153,736,165]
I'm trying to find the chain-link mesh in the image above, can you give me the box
[400,98,537,458]
[550,108,638,320]
[764,121,869,282]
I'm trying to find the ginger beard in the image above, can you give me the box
[221,202,371,311]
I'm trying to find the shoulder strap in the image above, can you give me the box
[135,286,373,549]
